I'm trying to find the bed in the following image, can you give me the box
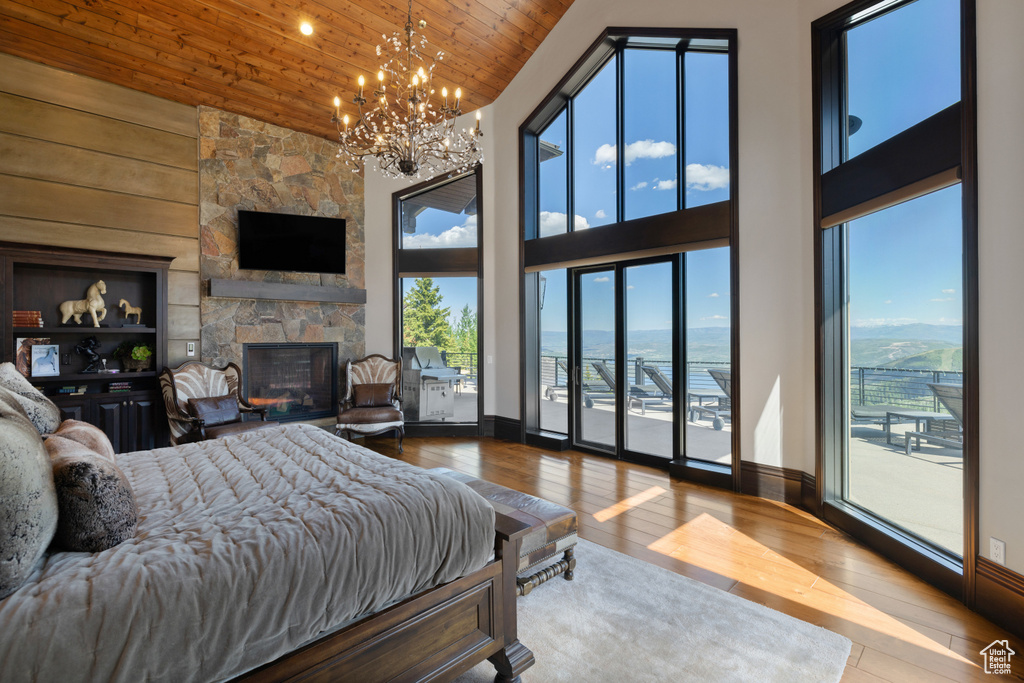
[0,423,533,682]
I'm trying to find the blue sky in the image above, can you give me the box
[846,0,961,327]
[539,247,731,333]
[408,0,963,334]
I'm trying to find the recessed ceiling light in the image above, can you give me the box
[300,22,313,36]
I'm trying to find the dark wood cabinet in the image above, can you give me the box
[54,391,163,454]
[1,242,171,453]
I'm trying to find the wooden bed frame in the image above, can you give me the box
[238,513,535,683]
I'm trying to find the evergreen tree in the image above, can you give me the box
[402,278,451,348]
[449,304,478,356]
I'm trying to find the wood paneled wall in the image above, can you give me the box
[0,53,199,366]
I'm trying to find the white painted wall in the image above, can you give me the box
[364,0,1024,573]
[975,0,1024,574]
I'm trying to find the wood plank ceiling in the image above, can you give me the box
[0,0,574,140]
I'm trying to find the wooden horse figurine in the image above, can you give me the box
[119,299,142,325]
[59,280,107,327]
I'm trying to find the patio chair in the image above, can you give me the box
[557,359,612,408]
[591,360,662,413]
[693,368,732,431]
[904,383,964,455]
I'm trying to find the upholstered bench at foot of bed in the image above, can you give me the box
[428,467,578,597]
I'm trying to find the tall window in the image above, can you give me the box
[394,169,482,432]
[522,30,738,486]
[815,0,975,586]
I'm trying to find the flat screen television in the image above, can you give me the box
[237,210,345,275]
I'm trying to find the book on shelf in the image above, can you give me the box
[14,337,51,377]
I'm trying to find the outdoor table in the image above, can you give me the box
[884,410,957,445]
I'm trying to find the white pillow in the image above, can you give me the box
[0,363,61,435]
[0,391,59,599]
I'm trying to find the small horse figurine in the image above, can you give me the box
[119,299,142,325]
[59,281,107,328]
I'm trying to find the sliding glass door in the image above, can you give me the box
[574,267,617,452]
[568,253,732,472]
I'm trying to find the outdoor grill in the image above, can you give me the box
[401,346,460,421]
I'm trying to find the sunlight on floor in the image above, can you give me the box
[641,512,977,668]
[593,486,666,522]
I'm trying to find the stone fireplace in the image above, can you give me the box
[243,343,337,422]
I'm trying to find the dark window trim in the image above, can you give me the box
[392,166,484,434]
[519,27,740,492]
[813,0,979,604]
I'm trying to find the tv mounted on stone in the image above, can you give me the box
[237,210,345,275]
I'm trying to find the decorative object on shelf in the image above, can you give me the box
[59,281,108,328]
[75,336,103,374]
[113,341,154,372]
[15,338,50,378]
[330,0,482,180]
[30,344,60,378]
[118,299,143,326]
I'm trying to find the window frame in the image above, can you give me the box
[519,28,740,491]
[392,166,485,436]
[812,0,979,601]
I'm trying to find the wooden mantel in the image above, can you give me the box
[208,278,366,305]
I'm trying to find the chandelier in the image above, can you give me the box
[331,0,483,180]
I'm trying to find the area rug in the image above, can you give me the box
[455,539,850,683]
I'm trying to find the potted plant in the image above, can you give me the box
[113,341,154,372]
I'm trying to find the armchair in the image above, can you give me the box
[336,354,404,452]
[159,361,276,445]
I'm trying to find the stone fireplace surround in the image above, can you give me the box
[197,107,366,404]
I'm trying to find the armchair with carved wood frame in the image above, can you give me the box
[159,360,273,445]
[336,354,404,452]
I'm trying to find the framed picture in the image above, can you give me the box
[30,344,60,378]
[15,337,51,377]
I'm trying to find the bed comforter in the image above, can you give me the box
[0,423,495,682]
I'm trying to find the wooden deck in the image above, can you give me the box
[357,434,1023,682]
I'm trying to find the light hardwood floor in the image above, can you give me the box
[363,434,1022,682]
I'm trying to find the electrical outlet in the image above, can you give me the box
[991,537,1006,566]
[186,342,196,357]
[487,355,493,364]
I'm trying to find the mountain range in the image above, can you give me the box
[542,323,963,371]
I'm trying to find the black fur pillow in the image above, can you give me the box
[44,435,138,552]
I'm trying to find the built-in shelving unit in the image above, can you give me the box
[1,241,171,452]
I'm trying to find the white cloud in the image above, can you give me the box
[702,315,728,321]
[655,179,677,191]
[595,209,607,219]
[403,222,477,248]
[685,164,730,191]
[629,181,648,191]
[938,317,962,324]
[594,144,616,169]
[884,299,893,304]
[627,285,636,290]
[594,139,677,168]
[930,297,955,302]
[708,292,719,298]
[942,288,955,294]
[539,211,590,234]
[594,276,610,283]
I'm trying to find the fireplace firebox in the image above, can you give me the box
[243,343,337,422]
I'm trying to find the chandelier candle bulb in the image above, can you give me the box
[333,96,340,119]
